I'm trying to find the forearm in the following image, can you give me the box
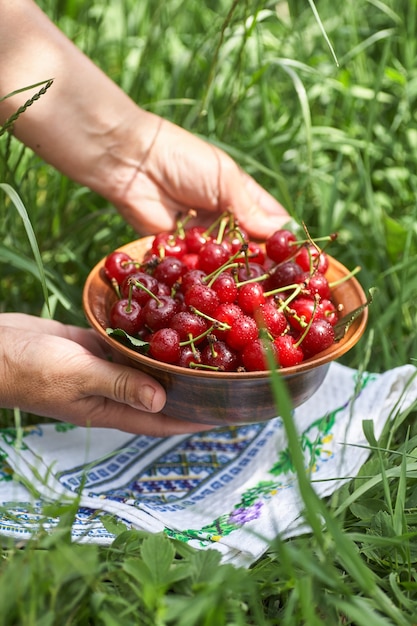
[0,0,158,201]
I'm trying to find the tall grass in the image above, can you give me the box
[2,0,417,623]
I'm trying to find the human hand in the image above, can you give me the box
[0,314,211,436]
[106,115,290,238]
[0,2,290,239]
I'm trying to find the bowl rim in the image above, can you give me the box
[83,237,369,380]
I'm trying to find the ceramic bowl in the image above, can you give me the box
[83,237,368,425]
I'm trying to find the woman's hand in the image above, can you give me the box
[0,1,290,241]
[0,314,210,436]
[105,115,290,238]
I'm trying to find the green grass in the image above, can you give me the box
[2,0,417,623]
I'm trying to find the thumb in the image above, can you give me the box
[85,358,167,413]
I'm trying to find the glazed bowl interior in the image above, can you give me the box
[83,237,368,425]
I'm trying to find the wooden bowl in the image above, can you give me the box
[83,237,368,425]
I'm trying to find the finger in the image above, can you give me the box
[80,356,167,414]
[75,394,214,437]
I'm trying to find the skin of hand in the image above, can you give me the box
[0,1,290,431]
[0,0,290,238]
[0,314,211,436]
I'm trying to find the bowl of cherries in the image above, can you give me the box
[83,213,369,425]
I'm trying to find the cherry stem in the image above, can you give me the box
[236,272,269,288]
[289,233,338,248]
[124,282,134,313]
[215,214,230,244]
[175,209,197,238]
[275,284,305,314]
[202,211,230,240]
[189,306,231,331]
[263,282,304,303]
[294,297,320,348]
[131,279,162,306]
[329,265,361,289]
[111,277,121,299]
[204,244,248,287]
[179,325,218,348]
[189,362,221,371]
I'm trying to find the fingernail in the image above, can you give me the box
[140,384,156,411]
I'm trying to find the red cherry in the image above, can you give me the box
[319,299,339,325]
[181,252,200,271]
[152,232,187,258]
[142,294,179,331]
[104,251,136,284]
[295,244,329,274]
[149,328,181,364]
[184,226,210,253]
[198,240,230,274]
[201,339,239,372]
[240,241,266,266]
[300,319,335,358]
[226,314,258,351]
[154,256,187,287]
[236,262,265,282]
[266,261,304,291]
[303,272,331,300]
[265,229,298,264]
[178,345,202,368]
[255,302,287,337]
[212,272,238,304]
[287,296,324,332]
[241,337,278,372]
[170,311,208,343]
[120,272,159,306]
[109,299,143,335]
[273,335,304,367]
[212,303,243,339]
[237,282,266,315]
[184,283,220,316]
[180,269,206,294]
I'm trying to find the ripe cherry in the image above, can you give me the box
[178,345,202,368]
[149,328,181,364]
[143,294,179,331]
[201,339,239,372]
[184,225,210,253]
[265,229,298,264]
[152,232,187,258]
[170,311,208,343]
[300,319,335,358]
[212,303,243,339]
[211,272,238,304]
[180,269,206,294]
[266,261,304,291]
[104,251,136,284]
[287,296,324,332]
[255,302,287,337]
[273,334,304,368]
[154,256,186,287]
[241,337,278,372]
[236,262,265,282]
[295,244,329,274]
[120,272,159,306]
[226,314,258,351]
[184,283,220,316]
[198,240,230,274]
[109,298,143,335]
[303,272,331,300]
[319,299,339,325]
[237,282,266,315]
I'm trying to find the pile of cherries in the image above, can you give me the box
[103,214,342,372]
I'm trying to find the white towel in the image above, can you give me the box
[0,361,416,568]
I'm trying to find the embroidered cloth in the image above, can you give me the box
[0,362,416,568]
